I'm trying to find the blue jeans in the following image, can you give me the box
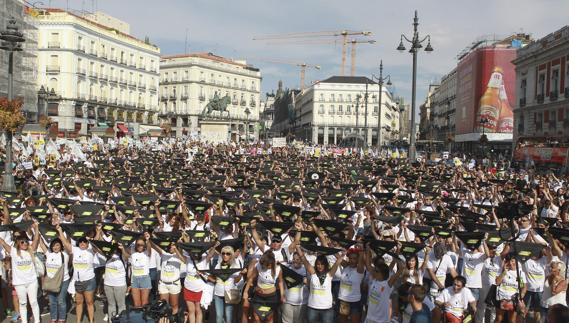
[307,307,334,323]
[48,279,70,321]
[470,288,480,301]
[214,295,234,323]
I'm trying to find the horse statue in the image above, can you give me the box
[202,94,231,116]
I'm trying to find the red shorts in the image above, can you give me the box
[183,288,203,302]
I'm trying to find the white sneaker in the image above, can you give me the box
[103,314,108,321]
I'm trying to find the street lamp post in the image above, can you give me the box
[372,60,392,150]
[244,107,251,144]
[0,18,25,192]
[397,10,433,162]
[480,117,488,157]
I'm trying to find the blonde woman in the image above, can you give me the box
[542,260,567,309]
[211,246,243,323]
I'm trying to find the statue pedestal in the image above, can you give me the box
[199,119,230,143]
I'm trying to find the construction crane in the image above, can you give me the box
[253,30,372,76]
[350,39,377,76]
[254,59,320,90]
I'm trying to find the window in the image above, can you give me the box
[173,72,178,82]
[347,94,352,102]
[550,109,557,129]
[77,36,83,50]
[521,79,527,99]
[329,105,335,114]
[551,69,559,95]
[373,106,379,114]
[346,105,351,113]
[338,94,343,102]
[318,105,324,114]
[538,73,545,96]
[330,94,335,102]
[319,93,324,102]
[338,105,343,113]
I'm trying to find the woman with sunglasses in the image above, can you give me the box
[0,222,40,323]
[212,245,243,323]
[150,240,186,320]
[129,232,152,308]
[243,250,284,323]
[57,225,96,323]
[338,247,365,323]
[99,243,128,321]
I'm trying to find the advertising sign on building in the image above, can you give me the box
[272,137,287,148]
[455,48,517,137]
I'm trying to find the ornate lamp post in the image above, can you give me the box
[0,18,25,192]
[244,107,251,143]
[371,60,392,149]
[397,10,433,162]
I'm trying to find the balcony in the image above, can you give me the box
[46,65,60,73]
[537,94,544,104]
[149,85,157,92]
[550,91,559,101]
[109,76,118,83]
[77,46,85,53]
[232,100,238,105]
[89,95,98,102]
[180,95,189,101]
[199,79,206,83]
[240,100,246,106]
[137,83,146,90]
[100,74,108,81]
[47,42,60,49]
[120,59,127,65]
[169,94,177,100]
[110,56,117,62]
[89,50,97,57]
[77,93,87,100]
[519,97,526,107]
[250,101,256,107]
[160,95,168,101]
[76,68,86,76]
[89,72,98,79]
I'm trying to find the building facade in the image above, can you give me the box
[1,1,38,120]
[159,53,261,140]
[292,76,400,146]
[419,84,439,140]
[513,26,569,146]
[429,69,457,149]
[31,9,161,137]
[259,93,275,140]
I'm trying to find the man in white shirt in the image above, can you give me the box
[435,276,476,322]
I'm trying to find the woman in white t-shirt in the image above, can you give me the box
[183,243,216,323]
[99,243,128,319]
[0,222,40,323]
[338,248,365,323]
[58,225,96,323]
[282,252,308,323]
[295,245,343,323]
[495,254,527,323]
[129,232,152,308]
[151,240,186,319]
[42,237,70,323]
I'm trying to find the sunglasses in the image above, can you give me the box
[136,244,145,247]
[271,239,282,243]
[221,252,232,256]
[19,241,29,245]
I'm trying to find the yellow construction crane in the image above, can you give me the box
[253,30,372,76]
[350,39,377,76]
[254,58,320,90]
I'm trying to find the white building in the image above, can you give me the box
[31,9,161,137]
[292,76,400,146]
[159,52,262,140]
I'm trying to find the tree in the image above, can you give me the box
[0,97,26,132]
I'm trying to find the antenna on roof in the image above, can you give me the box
[184,28,189,54]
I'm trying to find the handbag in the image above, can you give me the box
[224,288,241,304]
[484,285,498,307]
[43,253,65,293]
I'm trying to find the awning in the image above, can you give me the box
[117,124,129,134]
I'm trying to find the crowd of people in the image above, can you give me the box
[0,137,568,323]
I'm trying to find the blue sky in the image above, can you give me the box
[41,0,569,107]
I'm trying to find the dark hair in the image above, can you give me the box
[315,255,330,274]
[433,242,447,259]
[454,275,467,286]
[49,238,63,252]
[548,304,569,323]
[376,263,390,279]
[259,250,276,278]
[76,237,89,246]
[409,284,427,302]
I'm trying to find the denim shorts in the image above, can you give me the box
[339,299,363,314]
[131,275,152,289]
[76,278,96,292]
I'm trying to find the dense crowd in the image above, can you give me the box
[0,137,568,323]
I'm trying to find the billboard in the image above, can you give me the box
[455,48,517,137]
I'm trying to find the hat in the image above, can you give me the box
[154,231,182,243]
[399,242,426,259]
[455,231,485,249]
[91,240,117,259]
[407,225,433,241]
[272,204,301,219]
[61,223,93,239]
[512,241,544,262]
[217,237,244,252]
[549,227,569,248]
[177,241,214,259]
[211,216,234,229]
[199,268,241,282]
[301,244,341,256]
[312,219,348,236]
[186,230,210,242]
[38,224,59,243]
[110,229,142,246]
[259,221,294,236]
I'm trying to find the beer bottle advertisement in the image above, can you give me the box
[497,83,514,133]
[477,67,503,133]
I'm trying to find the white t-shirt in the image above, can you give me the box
[184,258,207,292]
[523,257,547,292]
[130,252,150,277]
[366,279,393,323]
[284,265,308,306]
[483,256,501,286]
[256,263,281,289]
[213,260,241,297]
[406,269,423,285]
[436,287,475,318]
[308,273,333,309]
[104,255,127,287]
[45,251,70,282]
[10,248,36,285]
[497,269,527,301]
[159,253,184,283]
[461,250,485,288]
[72,246,95,282]
[338,266,364,302]
[427,254,455,293]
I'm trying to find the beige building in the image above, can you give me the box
[159,53,261,140]
[31,9,161,137]
[292,76,400,146]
